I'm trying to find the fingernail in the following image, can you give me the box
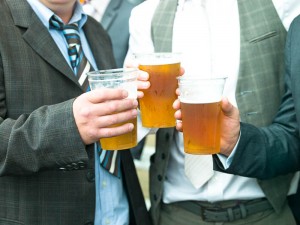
[128,123,134,131]
[133,99,139,107]
[132,109,138,116]
[122,90,128,98]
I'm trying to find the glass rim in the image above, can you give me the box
[133,52,181,55]
[87,68,138,79]
[177,76,228,81]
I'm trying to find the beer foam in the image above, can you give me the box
[178,77,225,104]
[179,95,221,104]
[139,58,180,66]
[135,53,181,66]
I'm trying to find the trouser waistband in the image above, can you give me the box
[164,198,273,222]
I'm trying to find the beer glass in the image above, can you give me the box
[87,68,138,150]
[134,53,181,128]
[178,76,227,154]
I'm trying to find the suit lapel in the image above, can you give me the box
[6,0,81,88]
[101,0,122,30]
[84,17,115,70]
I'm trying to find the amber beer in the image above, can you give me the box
[87,68,138,150]
[100,118,137,150]
[181,101,222,154]
[178,76,227,154]
[137,53,181,128]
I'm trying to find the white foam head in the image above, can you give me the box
[134,52,181,66]
[178,76,227,104]
[87,68,138,99]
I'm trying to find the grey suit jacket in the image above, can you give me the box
[101,0,144,68]
[0,1,150,225]
[214,15,300,180]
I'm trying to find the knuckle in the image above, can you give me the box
[107,102,118,113]
[102,128,114,138]
[79,106,92,118]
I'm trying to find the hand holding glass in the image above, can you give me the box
[178,76,227,154]
[87,68,138,150]
[134,53,181,128]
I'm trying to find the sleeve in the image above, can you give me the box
[0,82,89,176]
[213,19,300,179]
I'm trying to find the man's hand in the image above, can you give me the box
[73,89,138,145]
[173,96,241,156]
[125,61,150,98]
[173,88,183,132]
[137,70,150,98]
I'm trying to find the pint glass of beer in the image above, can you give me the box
[178,76,227,154]
[134,53,181,128]
[87,68,138,150]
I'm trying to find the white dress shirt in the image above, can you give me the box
[126,0,300,203]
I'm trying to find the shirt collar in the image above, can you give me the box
[27,0,87,29]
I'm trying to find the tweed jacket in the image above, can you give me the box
[149,0,296,224]
[0,0,150,225]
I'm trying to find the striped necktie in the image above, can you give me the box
[49,15,90,91]
[49,15,121,178]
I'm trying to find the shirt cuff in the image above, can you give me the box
[216,131,241,169]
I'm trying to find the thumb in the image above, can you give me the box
[221,97,234,115]
[221,97,240,122]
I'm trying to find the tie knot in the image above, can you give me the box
[49,15,79,33]
[49,14,81,55]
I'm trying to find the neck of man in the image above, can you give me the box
[39,0,76,24]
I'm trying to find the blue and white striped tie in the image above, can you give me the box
[49,15,121,177]
[49,15,90,91]
[97,143,121,177]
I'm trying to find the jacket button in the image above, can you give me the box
[86,171,95,182]
[66,164,72,170]
[78,161,86,169]
[161,153,166,160]
[59,167,66,172]
[157,175,162,181]
[165,133,170,141]
[153,194,158,201]
[72,162,79,170]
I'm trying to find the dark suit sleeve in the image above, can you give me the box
[214,16,300,179]
[0,96,89,176]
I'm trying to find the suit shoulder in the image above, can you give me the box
[288,14,300,38]
[85,16,110,38]
[291,14,300,27]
